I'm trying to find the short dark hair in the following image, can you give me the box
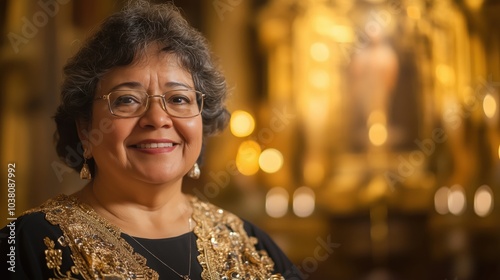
[54,1,229,175]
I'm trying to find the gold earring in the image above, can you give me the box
[188,163,200,179]
[80,150,92,180]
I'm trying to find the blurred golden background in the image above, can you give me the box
[1,0,500,279]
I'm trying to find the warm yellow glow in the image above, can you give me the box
[312,15,353,42]
[266,187,289,218]
[436,64,455,86]
[448,185,466,216]
[329,25,354,43]
[303,159,325,186]
[465,0,484,10]
[259,148,284,174]
[363,176,388,202]
[230,110,255,137]
[474,185,493,217]
[310,42,330,62]
[259,19,288,47]
[235,140,261,176]
[368,123,388,146]
[309,69,330,89]
[313,16,331,35]
[305,98,329,126]
[367,110,386,125]
[293,187,315,218]
[483,94,497,119]
[498,144,500,159]
[406,6,421,20]
[435,186,449,215]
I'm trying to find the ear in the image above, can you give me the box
[75,119,90,145]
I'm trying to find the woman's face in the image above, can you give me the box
[84,46,202,185]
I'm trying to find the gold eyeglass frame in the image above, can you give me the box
[94,89,205,118]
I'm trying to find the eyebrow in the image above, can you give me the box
[108,82,143,92]
[164,81,193,89]
[108,81,194,92]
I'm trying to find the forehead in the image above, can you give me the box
[97,45,193,92]
[132,44,184,68]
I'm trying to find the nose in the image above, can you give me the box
[138,95,173,128]
[148,95,167,111]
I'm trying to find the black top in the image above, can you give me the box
[0,212,302,279]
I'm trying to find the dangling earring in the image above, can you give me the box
[80,149,92,180]
[188,163,200,179]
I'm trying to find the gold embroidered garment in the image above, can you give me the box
[29,195,283,280]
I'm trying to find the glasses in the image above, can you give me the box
[95,89,204,118]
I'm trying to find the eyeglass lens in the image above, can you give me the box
[108,90,202,118]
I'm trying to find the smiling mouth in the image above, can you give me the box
[135,143,175,149]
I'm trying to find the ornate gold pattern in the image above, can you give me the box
[34,195,158,280]
[191,197,284,280]
[29,194,283,280]
[43,237,80,279]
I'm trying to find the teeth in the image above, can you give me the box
[136,143,174,149]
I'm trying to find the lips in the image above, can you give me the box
[135,142,174,149]
[131,139,179,151]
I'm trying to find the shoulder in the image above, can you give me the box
[190,197,277,249]
[190,197,275,245]
[242,219,303,279]
[190,196,244,230]
[0,212,65,279]
[0,196,81,279]
[3,202,66,238]
[1,210,64,256]
[2,194,74,235]
[191,197,302,279]
[2,193,71,230]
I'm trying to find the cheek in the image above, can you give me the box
[90,116,133,151]
[180,118,203,144]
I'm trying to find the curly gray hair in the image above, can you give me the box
[54,1,229,176]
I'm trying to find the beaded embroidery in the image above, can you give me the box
[28,195,283,280]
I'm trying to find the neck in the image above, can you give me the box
[94,173,186,207]
[76,176,192,238]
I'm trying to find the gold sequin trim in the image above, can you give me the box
[191,197,284,280]
[44,237,80,279]
[28,195,283,280]
[35,195,157,280]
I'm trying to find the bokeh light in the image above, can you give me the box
[293,187,315,218]
[230,110,255,137]
[448,184,466,216]
[368,123,388,146]
[483,93,497,119]
[435,186,449,215]
[266,187,289,218]
[259,148,284,173]
[235,140,261,176]
[474,185,494,217]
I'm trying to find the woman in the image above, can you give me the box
[0,1,299,279]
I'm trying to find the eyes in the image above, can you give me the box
[99,89,204,118]
[114,95,141,105]
[112,91,194,106]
